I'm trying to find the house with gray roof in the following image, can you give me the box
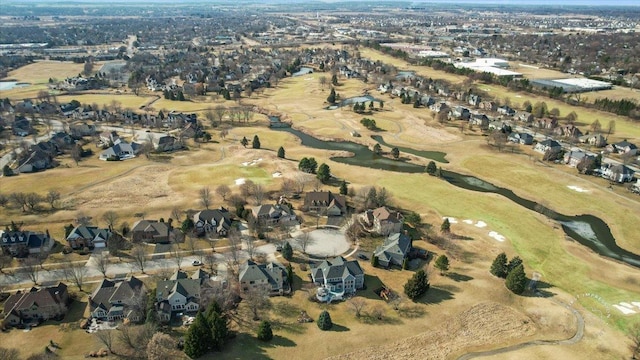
[66,225,110,250]
[156,270,209,322]
[0,230,53,257]
[563,150,594,168]
[534,139,562,154]
[131,220,174,244]
[303,191,346,216]
[89,277,145,322]
[310,256,364,295]
[252,204,297,226]
[193,207,232,237]
[601,164,635,183]
[508,132,534,145]
[16,149,54,173]
[99,140,140,161]
[374,233,412,268]
[239,261,288,296]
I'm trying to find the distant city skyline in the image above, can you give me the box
[6,0,640,5]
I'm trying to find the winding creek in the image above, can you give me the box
[273,126,640,268]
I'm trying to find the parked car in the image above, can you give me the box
[357,253,368,260]
[192,260,202,266]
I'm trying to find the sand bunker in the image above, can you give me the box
[241,158,263,167]
[488,231,506,242]
[613,302,640,315]
[272,172,282,177]
[567,185,589,193]
[463,219,473,224]
[235,178,246,185]
[443,217,458,224]
[475,221,487,228]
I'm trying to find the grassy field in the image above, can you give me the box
[55,93,155,110]
[2,60,640,359]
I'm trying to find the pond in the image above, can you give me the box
[338,95,383,108]
[272,126,640,268]
[292,67,314,77]
[0,81,30,91]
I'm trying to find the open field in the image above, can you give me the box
[2,60,88,84]
[2,61,640,359]
[55,93,155,110]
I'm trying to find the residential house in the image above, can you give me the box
[156,270,208,322]
[374,232,413,268]
[303,191,346,216]
[430,101,449,113]
[69,122,97,138]
[66,225,111,249]
[310,256,364,294]
[564,150,594,168]
[479,101,497,112]
[554,125,583,139]
[0,230,53,257]
[507,132,534,145]
[99,140,141,161]
[16,149,54,173]
[193,207,232,237]
[579,134,607,148]
[12,117,32,136]
[252,204,297,226]
[449,106,471,120]
[153,135,183,152]
[516,111,534,124]
[607,140,638,156]
[534,117,558,130]
[131,220,173,244]
[534,139,562,154]
[497,106,516,116]
[88,277,145,322]
[30,141,59,158]
[3,283,69,327]
[488,120,511,132]
[601,164,636,183]
[468,94,481,107]
[99,131,119,145]
[361,207,404,236]
[239,261,288,295]
[420,95,435,107]
[50,132,75,150]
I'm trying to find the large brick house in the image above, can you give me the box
[303,191,346,216]
[88,277,145,322]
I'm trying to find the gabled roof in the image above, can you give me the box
[239,261,285,287]
[374,233,412,262]
[311,256,363,283]
[4,283,67,317]
[371,207,403,223]
[0,231,49,249]
[131,220,169,237]
[304,191,346,211]
[66,226,110,241]
[90,277,144,314]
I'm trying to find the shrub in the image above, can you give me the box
[505,264,527,295]
[317,310,333,331]
[256,320,273,341]
[404,269,430,301]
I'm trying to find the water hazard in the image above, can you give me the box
[273,126,640,268]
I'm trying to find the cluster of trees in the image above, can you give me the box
[162,89,186,101]
[490,253,527,295]
[298,157,318,173]
[240,135,261,149]
[360,117,377,130]
[593,98,638,118]
[183,301,229,358]
[0,190,61,212]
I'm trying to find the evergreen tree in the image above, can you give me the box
[339,180,348,195]
[404,269,430,301]
[317,310,333,330]
[380,101,384,110]
[373,143,382,155]
[286,263,293,287]
[369,101,375,111]
[317,163,331,183]
[505,264,527,295]
[391,147,400,159]
[327,88,336,103]
[507,256,523,273]
[178,91,185,101]
[184,312,211,358]
[434,255,450,275]
[441,218,451,233]
[426,161,437,175]
[252,135,261,149]
[371,255,379,267]
[2,165,13,177]
[277,146,285,158]
[298,157,318,173]
[206,301,228,351]
[281,241,293,261]
[490,252,508,278]
[241,136,249,148]
[331,74,338,86]
[257,320,273,341]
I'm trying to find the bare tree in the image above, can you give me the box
[63,261,88,291]
[130,244,148,273]
[244,236,258,261]
[319,76,328,90]
[240,180,255,200]
[118,323,155,358]
[102,211,119,230]
[204,107,216,128]
[215,184,231,201]
[46,190,61,210]
[280,178,296,197]
[94,329,116,354]
[244,286,271,321]
[71,144,82,166]
[214,105,227,125]
[25,192,43,212]
[226,229,242,275]
[93,251,110,278]
[203,250,218,275]
[199,187,211,209]
[630,324,640,360]
[75,212,92,226]
[293,172,312,194]
[171,207,183,222]
[146,332,180,360]
[348,297,367,318]
[185,234,198,255]
[252,183,265,205]
[296,232,315,254]
[607,120,616,135]
[0,254,12,274]
[10,192,28,212]
[170,243,184,270]
[21,257,40,284]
